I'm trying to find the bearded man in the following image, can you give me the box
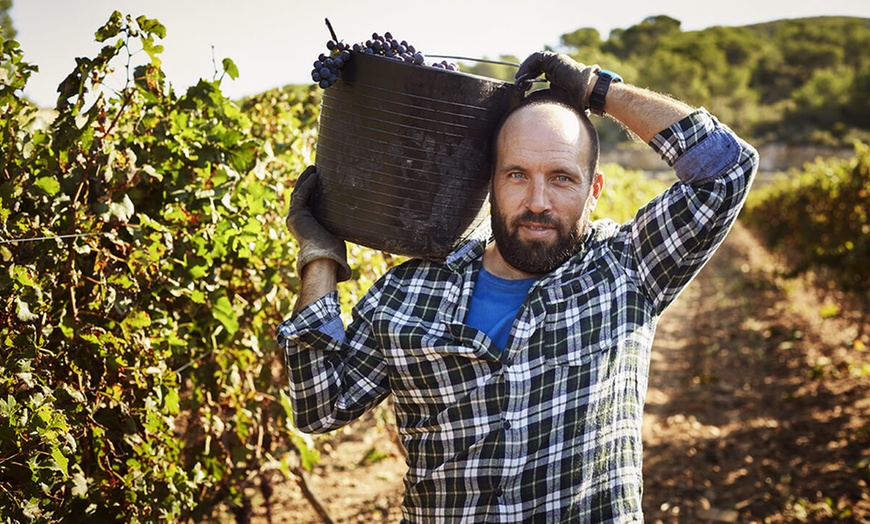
[277,51,758,523]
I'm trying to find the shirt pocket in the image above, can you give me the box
[381,321,498,411]
[541,268,614,367]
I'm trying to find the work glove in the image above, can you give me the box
[515,51,600,112]
[286,165,352,282]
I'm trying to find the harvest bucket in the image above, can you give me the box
[313,51,525,260]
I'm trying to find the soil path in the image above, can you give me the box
[641,223,869,522]
[238,222,870,523]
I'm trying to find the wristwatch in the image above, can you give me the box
[588,70,622,116]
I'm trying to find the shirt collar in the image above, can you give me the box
[445,222,490,272]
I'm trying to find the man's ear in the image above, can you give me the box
[586,171,605,211]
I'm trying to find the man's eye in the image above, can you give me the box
[508,172,525,179]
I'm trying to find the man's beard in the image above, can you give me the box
[490,198,586,275]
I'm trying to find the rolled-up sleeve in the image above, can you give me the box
[630,108,759,314]
[277,290,390,433]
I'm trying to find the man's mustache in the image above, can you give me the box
[511,210,560,229]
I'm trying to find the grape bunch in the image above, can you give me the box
[311,40,351,89]
[310,31,459,88]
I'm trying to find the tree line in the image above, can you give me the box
[464,15,870,148]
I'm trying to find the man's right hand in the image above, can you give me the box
[286,166,352,282]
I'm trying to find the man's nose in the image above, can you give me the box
[524,178,551,213]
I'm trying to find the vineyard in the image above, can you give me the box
[1,12,869,523]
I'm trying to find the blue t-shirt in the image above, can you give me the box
[465,267,537,351]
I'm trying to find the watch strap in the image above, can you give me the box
[589,70,622,116]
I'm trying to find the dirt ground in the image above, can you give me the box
[232,222,870,523]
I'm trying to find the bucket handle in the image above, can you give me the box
[426,55,521,68]
[426,55,545,87]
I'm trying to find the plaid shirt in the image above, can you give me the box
[278,109,758,523]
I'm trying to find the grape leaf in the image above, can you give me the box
[222,58,239,80]
[212,295,239,335]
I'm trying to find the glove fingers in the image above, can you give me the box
[290,166,319,208]
[538,53,578,87]
[295,165,318,192]
[515,51,550,83]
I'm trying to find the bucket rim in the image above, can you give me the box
[348,50,524,88]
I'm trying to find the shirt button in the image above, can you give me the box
[494,487,503,497]
[504,357,514,367]
[502,420,511,430]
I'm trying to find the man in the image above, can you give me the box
[277,51,758,522]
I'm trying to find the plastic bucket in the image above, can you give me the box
[313,51,525,260]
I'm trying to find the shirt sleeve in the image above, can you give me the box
[629,108,759,314]
[276,289,391,434]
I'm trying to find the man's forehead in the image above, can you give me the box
[498,103,588,149]
[501,102,585,137]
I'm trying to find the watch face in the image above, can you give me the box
[600,70,623,83]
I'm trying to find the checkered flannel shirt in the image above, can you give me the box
[277,108,758,523]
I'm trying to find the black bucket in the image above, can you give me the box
[313,51,525,260]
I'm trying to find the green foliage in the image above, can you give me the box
[743,142,870,312]
[560,28,602,52]
[605,15,683,60]
[0,0,14,40]
[592,164,668,224]
[0,11,394,522]
[548,15,870,147]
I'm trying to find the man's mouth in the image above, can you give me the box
[518,222,556,239]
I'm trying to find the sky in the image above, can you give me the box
[9,0,870,108]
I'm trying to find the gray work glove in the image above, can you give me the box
[286,166,352,282]
[515,51,600,112]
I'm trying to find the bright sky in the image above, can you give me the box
[10,0,870,108]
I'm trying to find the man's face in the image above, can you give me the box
[490,103,602,276]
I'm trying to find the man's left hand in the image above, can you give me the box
[515,51,600,111]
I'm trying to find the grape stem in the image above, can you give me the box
[324,18,338,42]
